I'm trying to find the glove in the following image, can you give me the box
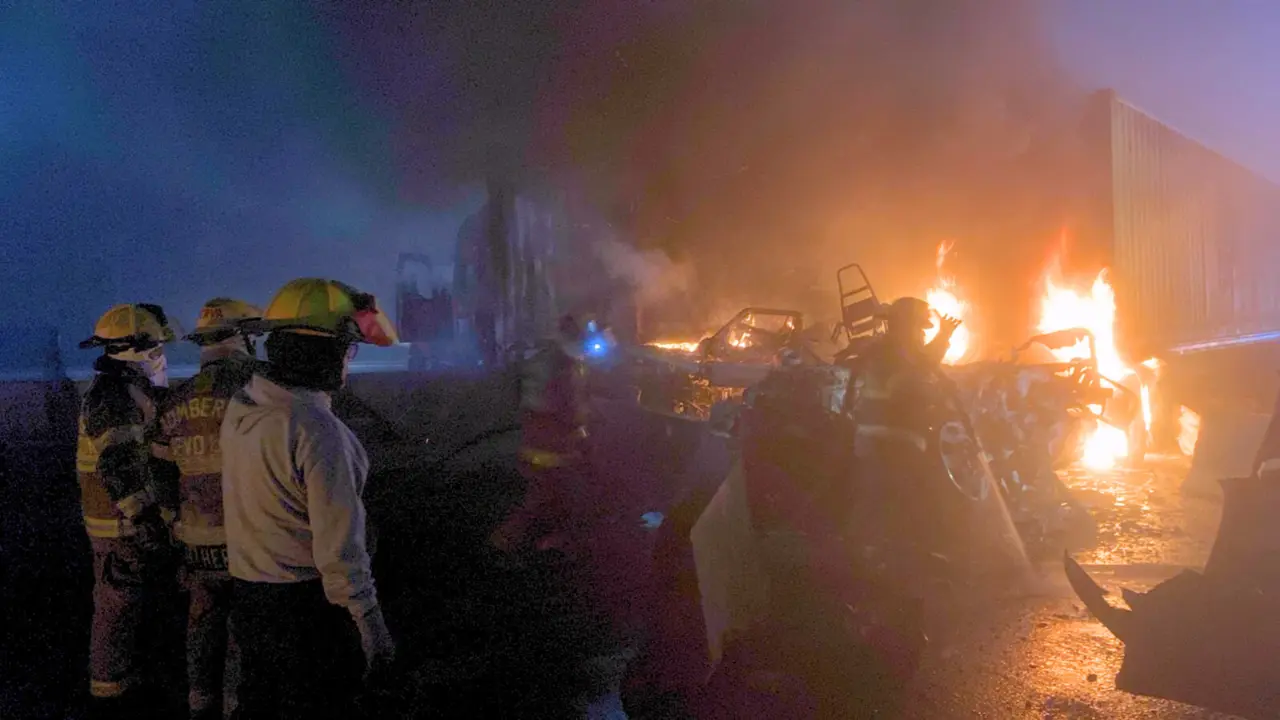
[354,605,396,678]
[937,314,962,338]
[131,505,172,552]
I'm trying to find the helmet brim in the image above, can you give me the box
[242,309,399,347]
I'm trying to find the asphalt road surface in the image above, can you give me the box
[898,456,1238,720]
[0,374,1245,720]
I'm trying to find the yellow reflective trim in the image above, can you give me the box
[77,419,100,472]
[90,677,134,698]
[84,516,124,538]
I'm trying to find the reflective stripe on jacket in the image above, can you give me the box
[155,355,257,547]
[854,341,935,433]
[77,357,168,538]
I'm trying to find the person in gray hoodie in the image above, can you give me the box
[219,278,399,717]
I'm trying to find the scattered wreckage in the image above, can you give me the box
[1059,400,1280,720]
[1065,471,1280,719]
[626,323,1030,717]
[629,262,1126,557]
[947,328,1149,555]
[624,264,1033,716]
[627,307,818,419]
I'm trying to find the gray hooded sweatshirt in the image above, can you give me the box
[220,374,377,620]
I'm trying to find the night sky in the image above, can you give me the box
[3,0,1276,368]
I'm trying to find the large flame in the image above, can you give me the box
[1035,263,1143,470]
[924,240,972,364]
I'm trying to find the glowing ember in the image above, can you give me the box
[648,340,701,353]
[1035,259,1148,470]
[1178,406,1201,456]
[923,240,972,364]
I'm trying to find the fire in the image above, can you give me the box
[1035,263,1147,470]
[923,240,972,364]
[1178,406,1201,456]
[1081,423,1129,471]
[1036,270,1128,380]
[648,340,701,353]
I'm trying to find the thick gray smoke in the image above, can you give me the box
[3,0,1080,361]
[330,0,1082,347]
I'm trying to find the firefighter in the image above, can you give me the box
[153,298,262,720]
[854,297,961,434]
[76,303,181,714]
[220,278,397,717]
[491,313,592,554]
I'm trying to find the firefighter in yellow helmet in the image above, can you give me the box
[220,279,397,716]
[853,297,961,434]
[490,313,592,554]
[76,303,181,713]
[152,298,262,720]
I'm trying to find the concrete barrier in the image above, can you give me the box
[1182,412,1272,497]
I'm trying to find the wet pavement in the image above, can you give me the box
[900,455,1239,719]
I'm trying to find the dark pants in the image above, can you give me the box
[88,536,175,700]
[230,579,364,719]
[494,457,591,551]
[185,568,232,719]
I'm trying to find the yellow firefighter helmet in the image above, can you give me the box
[185,297,264,344]
[79,303,177,350]
[253,278,398,346]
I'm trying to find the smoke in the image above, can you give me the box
[591,237,694,308]
[3,0,1081,360]
[325,0,1082,347]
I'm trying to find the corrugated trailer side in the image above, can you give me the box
[1088,90,1280,361]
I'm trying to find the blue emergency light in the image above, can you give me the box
[583,320,616,358]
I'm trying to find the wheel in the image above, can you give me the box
[935,420,991,503]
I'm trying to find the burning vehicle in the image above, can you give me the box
[626,323,1030,717]
[630,307,821,420]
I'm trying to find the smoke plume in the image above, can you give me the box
[329,0,1083,347]
[591,237,694,309]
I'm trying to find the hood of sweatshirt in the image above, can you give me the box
[226,374,332,437]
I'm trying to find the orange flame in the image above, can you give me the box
[923,240,972,364]
[1035,260,1150,470]
[647,340,701,353]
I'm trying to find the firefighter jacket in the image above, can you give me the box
[517,340,589,467]
[853,339,942,435]
[77,356,173,539]
[154,354,257,557]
